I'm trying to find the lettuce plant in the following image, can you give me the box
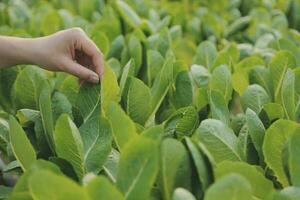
[0,0,300,200]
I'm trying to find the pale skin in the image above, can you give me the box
[0,27,104,83]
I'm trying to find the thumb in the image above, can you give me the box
[61,58,99,83]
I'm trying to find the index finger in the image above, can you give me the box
[78,33,104,76]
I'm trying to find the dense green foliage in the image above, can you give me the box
[1,0,300,199]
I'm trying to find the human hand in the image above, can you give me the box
[29,28,104,83]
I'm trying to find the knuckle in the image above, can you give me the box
[69,27,85,37]
[56,58,67,71]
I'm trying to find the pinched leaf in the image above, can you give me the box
[196,119,241,163]
[54,114,84,179]
[9,116,36,171]
[116,136,159,200]
[210,65,232,102]
[106,102,137,152]
[85,176,124,200]
[263,119,300,187]
[204,174,252,200]
[126,77,151,125]
[281,69,296,121]
[77,83,112,174]
[76,82,100,122]
[28,170,87,200]
[215,161,274,199]
[269,51,296,102]
[241,84,271,114]
[79,115,112,174]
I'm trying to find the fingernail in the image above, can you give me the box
[89,74,99,83]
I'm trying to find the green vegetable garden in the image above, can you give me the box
[1,0,300,199]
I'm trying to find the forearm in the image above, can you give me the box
[0,28,103,83]
[0,36,40,68]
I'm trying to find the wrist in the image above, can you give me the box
[17,37,45,66]
[0,36,40,67]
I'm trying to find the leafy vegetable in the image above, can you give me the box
[204,174,253,200]
[9,115,36,171]
[29,170,87,200]
[54,114,84,179]
[196,119,241,163]
[85,176,124,200]
[263,119,300,187]
[3,1,300,199]
[116,136,159,200]
[106,102,137,152]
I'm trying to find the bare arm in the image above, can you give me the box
[0,28,104,83]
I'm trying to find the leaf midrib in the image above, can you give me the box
[124,155,152,199]
[274,59,288,100]
[204,129,241,161]
[83,116,100,162]
[83,95,101,122]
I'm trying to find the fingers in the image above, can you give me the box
[61,58,100,84]
[75,31,104,77]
